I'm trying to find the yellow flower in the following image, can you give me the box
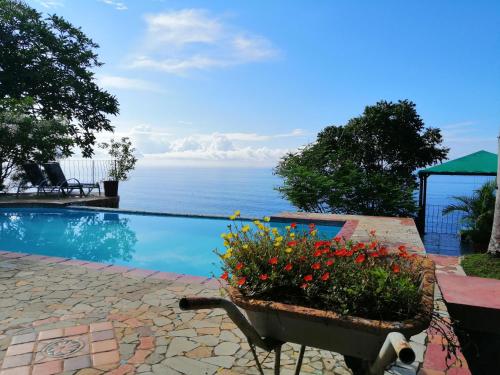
[310,230,317,237]
[234,210,241,217]
[222,248,233,259]
[242,225,250,233]
[258,231,265,236]
[285,226,291,231]
[271,228,278,235]
[223,240,230,247]
[285,247,293,253]
[227,233,233,239]
[263,216,270,222]
[290,233,295,238]
[242,244,249,250]
[274,242,281,247]
[275,236,283,242]
[220,233,227,239]
[229,215,236,220]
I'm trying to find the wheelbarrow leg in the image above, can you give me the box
[294,345,306,375]
[274,344,282,375]
[248,340,265,375]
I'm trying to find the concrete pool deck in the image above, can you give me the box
[0,213,470,375]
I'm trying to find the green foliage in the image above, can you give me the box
[99,137,137,181]
[0,100,74,190]
[443,180,496,247]
[462,253,500,280]
[217,213,424,321]
[0,0,119,157]
[275,100,448,216]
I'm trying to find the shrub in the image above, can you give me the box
[217,212,425,321]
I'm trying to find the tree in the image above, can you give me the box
[0,101,74,190]
[443,180,496,249]
[488,135,500,256]
[275,100,448,217]
[0,0,119,157]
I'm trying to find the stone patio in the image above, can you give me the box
[0,254,357,375]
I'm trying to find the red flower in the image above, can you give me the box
[345,250,354,257]
[369,241,377,249]
[313,249,322,257]
[237,277,246,286]
[326,259,335,266]
[355,254,366,264]
[308,223,316,229]
[287,241,297,247]
[311,262,321,270]
[259,274,268,281]
[333,236,341,243]
[303,274,313,282]
[379,247,388,256]
[334,248,346,256]
[369,251,380,257]
[291,222,297,228]
[236,263,244,270]
[321,272,330,281]
[269,257,278,265]
[220,271,229,280]
[392,264,400,273]
[284,263,293,271]
[398,245,406,252]
[370,229,376,236]
[357,242,366,249]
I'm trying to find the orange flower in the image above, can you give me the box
[303,274,313,282]
[392,264,400,273]
[355,254,366,264]
[284,263,293,271]
[321,272,330,281]
[236,263,243,270]
[311,262,321,270]
[237,277,246,286]
[326,259,335,266]
[269,257,278,265]
[220,271,229,280]
[259,274,268,281]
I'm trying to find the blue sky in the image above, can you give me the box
[29,0,500,166]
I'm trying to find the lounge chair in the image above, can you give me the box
[16,163,49,196]
[43,162,100,197]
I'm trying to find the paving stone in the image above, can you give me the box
[164,356,219,375]
[166,337,199,357]
[214,342,240,356]
[201,355,236,369]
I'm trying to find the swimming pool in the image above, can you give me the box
[0,207,344,277]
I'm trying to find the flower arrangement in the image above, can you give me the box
[217,211,426,321]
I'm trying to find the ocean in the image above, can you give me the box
[118,166,494,218]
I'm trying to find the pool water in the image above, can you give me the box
[0,208,343,277]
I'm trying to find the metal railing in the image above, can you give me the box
[424,204,466,234]
[57,159,116,184]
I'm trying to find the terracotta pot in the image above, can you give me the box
[226,258,435,361]
[103,180,119,197]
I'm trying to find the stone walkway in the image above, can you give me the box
[0,254,355,375]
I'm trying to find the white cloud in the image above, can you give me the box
[33,0,64,8]
[97,75,163,93]
[98,126,304,167]
[99,0,127,11]
[128,8,280,75]
[439,121,497,159]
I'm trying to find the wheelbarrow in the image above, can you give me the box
[179,259,435,374]
[180,295,424,375]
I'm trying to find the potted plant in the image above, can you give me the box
[443,180,496,252]
[99,137,137,197]
[216,212,435,367]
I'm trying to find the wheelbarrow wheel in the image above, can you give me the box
[344,356,368,375]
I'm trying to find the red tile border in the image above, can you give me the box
[337,219,359,240]
[124,268,158,278]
